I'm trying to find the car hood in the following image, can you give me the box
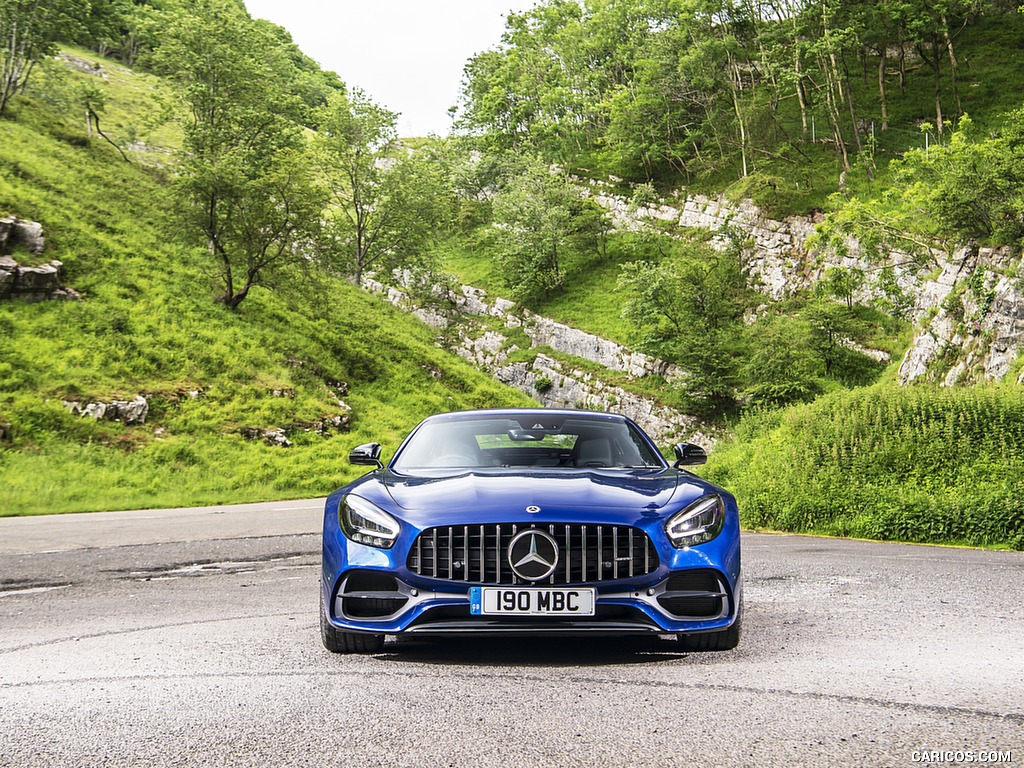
[380,468,683,518]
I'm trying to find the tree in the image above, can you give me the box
[153,0,322,308]
[742,313,824,406]
[457,0,605,166]
[811,111,1024,278]
[618,237,751,417]
[79,81,130,162]
[490,155,608,303]
[74,0,132,58]
[312,90,454,286]
[803,299,881,384]
[818,265,865,309]
[0,0,85,113]
[926,112,1024,248]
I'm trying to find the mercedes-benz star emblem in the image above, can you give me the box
[508,529,559,581]
[526,505,541,514]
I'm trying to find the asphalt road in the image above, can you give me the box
[1,501,1021,768]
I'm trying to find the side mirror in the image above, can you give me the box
[673,442,707,468]
[349,442,383,468]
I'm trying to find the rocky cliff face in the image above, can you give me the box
[596,189,1023,385]
[894,245,1024,385]
[365,188,1021,443]
[364,276,704,446]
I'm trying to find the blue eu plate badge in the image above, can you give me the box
[469,587,482,615]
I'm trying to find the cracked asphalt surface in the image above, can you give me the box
[1,500,1022,767]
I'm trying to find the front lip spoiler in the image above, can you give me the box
[403,621,663,636]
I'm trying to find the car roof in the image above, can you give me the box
[419,409,629,424]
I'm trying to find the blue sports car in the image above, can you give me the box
[320,409,741,653]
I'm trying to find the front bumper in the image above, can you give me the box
[323,567,741,637]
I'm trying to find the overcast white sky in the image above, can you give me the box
[243,0,539,137]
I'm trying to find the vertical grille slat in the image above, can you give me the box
[581,525,587,582]
[548,525,555,585]
[612,528,619,580]
[408,524,658,585]
[479,525,485,583]
[565,525,571,583]
[495,524,502,583]
[447,526,453,580]
[431,528,438,578]
[622,532,630,581]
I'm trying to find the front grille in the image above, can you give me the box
[407,523,659,585]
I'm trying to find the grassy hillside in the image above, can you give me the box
[0,74,533,516]
[440,231,663,347]
[705,383,1024,549]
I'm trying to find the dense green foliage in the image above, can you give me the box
[487,155,610,303]
[313,90,457,286]
[706,384,1024,549]
[458,0,1024,213]
[146,0,325,309]
[813,111,1024,262]
[1,0,84,113]
[444,0,1024,421]
[618,233,752,416]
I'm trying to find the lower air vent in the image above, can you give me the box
[339,570,408,619]
[657,569,728,619]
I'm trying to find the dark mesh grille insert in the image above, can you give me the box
[407,523,659,585]
[344,597,408,618]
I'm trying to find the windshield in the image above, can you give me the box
[392,415,664,471]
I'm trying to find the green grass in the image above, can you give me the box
[0,67,533,516]
[705,383,1024,550]
[28,46,184,159]
[442,230,671,348]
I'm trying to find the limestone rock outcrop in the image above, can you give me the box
[0,217,80,302]
[64,396,149,424]
[895,246,1024,385]
[0,216,45,256]
[364,275,700,444]
[371,179,1022,444]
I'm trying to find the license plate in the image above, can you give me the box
[469,587,596,616]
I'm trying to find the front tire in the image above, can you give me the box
[680,598,742,652]
[320,589,385,654]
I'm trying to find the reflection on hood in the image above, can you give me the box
[382,468,685,514]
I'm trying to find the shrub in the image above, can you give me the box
[706,384,1024,549]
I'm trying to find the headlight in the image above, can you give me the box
[666,495,724,548]
[339,495,400,549]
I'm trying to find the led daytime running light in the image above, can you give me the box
[666,495,724,548]
[340,495,399,549]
